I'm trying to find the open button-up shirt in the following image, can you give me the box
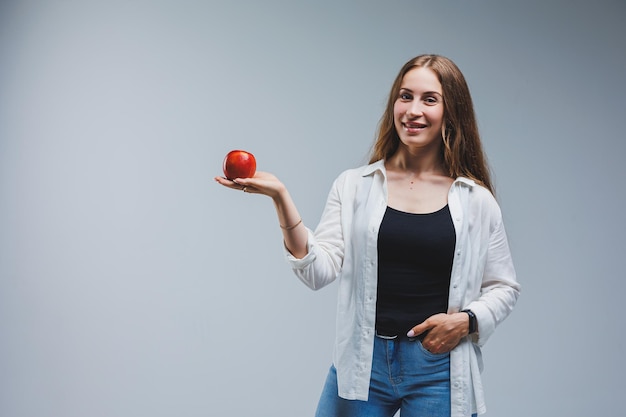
[285,160,520,417]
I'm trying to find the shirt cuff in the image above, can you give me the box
[283,227,317,268]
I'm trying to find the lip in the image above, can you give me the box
[402,121,427,133]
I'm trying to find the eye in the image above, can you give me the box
[423,95,440,105]
[398,91,413,101]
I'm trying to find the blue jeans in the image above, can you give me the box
[315,334,454,417]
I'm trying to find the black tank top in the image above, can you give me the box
[375,205,456,336]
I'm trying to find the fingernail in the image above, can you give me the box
[407,330,415,337]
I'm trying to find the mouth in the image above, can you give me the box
[402,121,427,132]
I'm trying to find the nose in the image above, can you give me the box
[406,101,424,118]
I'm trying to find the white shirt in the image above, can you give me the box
[285,160,521,417]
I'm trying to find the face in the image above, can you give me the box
[393,67,445,153]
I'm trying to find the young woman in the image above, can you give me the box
[215,54,520,417]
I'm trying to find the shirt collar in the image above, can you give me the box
[361,159,386,177]
[453,177,476,187]
[361,159,476,188]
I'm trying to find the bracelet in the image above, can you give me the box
[280,218,302,231]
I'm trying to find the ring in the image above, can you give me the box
[242,186,247,192]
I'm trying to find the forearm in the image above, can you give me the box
[272,187,308,259]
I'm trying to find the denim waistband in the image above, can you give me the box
[375,329,427,342]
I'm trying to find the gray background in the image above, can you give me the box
[1,0,624,416]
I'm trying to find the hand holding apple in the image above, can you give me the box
[214,153,308,258]
[216,150,289,199]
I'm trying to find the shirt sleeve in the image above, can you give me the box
[466,199,521,346]
[284,174,346,291]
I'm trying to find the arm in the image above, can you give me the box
[216,170,346,291]
[408,195,520,353]
[214,171,308,258]
[465,216,520,346]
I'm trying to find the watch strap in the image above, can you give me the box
[461,309,477,334]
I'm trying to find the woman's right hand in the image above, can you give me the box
[214,171,286,200]
[215,171,308,258]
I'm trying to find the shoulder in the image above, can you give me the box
[453,177,503,225]
[334,160,385,186]
[453,177,497,204]
[324,161,384,204]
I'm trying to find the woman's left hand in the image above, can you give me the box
[407,312,470,354]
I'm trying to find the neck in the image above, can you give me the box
[387,146,446,175]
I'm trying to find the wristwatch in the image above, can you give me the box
[461,309,477,334]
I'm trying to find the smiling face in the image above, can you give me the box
[393,67,445,154]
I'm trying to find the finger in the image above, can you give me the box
[407,320,432,338]
[242,185,257,193]
[233,180,258,194]
[214,177,248,191]
[214,176,237,186]
[428,340,449,354]
[234,178,273,194]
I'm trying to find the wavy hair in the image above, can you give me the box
[369,54,493,194]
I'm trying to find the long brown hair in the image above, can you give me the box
[369,54,494,194]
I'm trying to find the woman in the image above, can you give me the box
[215,54,520,417]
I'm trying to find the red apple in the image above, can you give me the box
[222,150,256,180]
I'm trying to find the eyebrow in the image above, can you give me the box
[399,88,443,97]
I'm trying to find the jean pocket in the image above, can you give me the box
[417,340,450,360]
